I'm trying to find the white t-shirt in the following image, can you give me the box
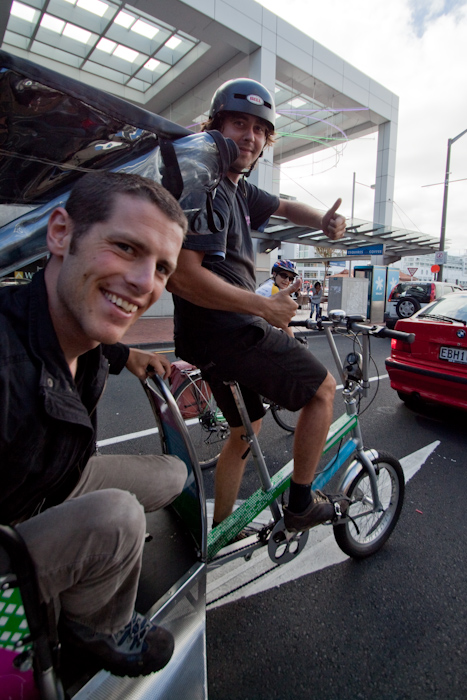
[311,288,323,305]
[256,278,279,297]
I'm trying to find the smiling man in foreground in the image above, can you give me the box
[0,171,188,677]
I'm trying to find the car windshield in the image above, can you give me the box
[417,295,467,324]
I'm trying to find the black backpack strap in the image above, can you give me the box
[158,138,184,200]
[206,191,224,233]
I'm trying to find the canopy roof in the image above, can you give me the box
[256,214,440,264]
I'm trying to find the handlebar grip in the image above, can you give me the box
[375,327,415,343]
[288,319,316,329]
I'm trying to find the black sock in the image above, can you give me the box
[288,479,312,513]
[212,519,220,528]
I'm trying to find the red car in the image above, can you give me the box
[386,292,467,410]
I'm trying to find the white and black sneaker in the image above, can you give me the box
[61,610,174,677]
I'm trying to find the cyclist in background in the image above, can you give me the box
[256,260,299,338]
[256,259,299,298]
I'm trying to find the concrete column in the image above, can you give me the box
[247,47,277,196]
[372,119,397,266]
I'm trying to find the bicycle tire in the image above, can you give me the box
[269,403,299,433]
[333,451,404,558]
[172,376,229,470]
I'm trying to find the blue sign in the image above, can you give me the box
[372,266,386,301]
[347,244,384,256]
[386,270,400,300]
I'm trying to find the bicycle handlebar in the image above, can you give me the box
[289,319,317,329]
[370,326,415,343]
[288,316,415,343]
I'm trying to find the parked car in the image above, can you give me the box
[385,292,467,410]
[384,281,463,328]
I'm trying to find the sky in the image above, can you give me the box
[257,0,467,254]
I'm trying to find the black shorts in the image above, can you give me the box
[184,322,328,428]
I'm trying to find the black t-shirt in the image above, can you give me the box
[173,177,279,347]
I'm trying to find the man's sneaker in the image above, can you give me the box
[60,610,174,677]
[283,489,349,532]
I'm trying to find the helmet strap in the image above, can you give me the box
[229,156,260,178]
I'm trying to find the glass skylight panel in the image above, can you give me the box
[7,14,37,39]
[165,36,181,50]
[11,1,36,23]
[155,35,192,64]
[135,59,170,83]
[275,112,292,131]
[113,44,138,62]
[131,19,159,39]
[77,0,108,16]
[5,0,203,98]
[83,59,127,84]
[63,22,92,43]
[3,30,30,50]
[32,39,83,69]
[127,77,150,91]
[144,58,160,71]
[96,37,116,53]
[114,10,134,28]
[40,14,65,33]
[288,98,307,108]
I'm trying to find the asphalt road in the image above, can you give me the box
[97,333,466,700]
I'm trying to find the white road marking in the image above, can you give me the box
[336,373,388,391]
[207,441,440,609]
[97,417,199,447]
[97,374,389,447]
[97,427,159,447]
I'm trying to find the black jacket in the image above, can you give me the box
[0,270,129,524]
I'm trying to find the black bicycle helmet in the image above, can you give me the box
[209,78,275,131]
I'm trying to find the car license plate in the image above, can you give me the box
[439,346,467,364]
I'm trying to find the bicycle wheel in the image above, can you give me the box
[269,402,299,433]
[172,376,229,469]
[333,451,404,558]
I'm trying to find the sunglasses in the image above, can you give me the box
[276,271,295,282]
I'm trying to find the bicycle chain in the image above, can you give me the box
[207,526,278,606]
[207,562,280,607]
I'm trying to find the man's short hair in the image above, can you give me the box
[65,171,187,252]
[201,111,275,148]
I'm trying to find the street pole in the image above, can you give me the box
[351,172,356,221]
[439,128,467,281]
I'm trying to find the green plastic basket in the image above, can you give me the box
[0,584,31,651]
